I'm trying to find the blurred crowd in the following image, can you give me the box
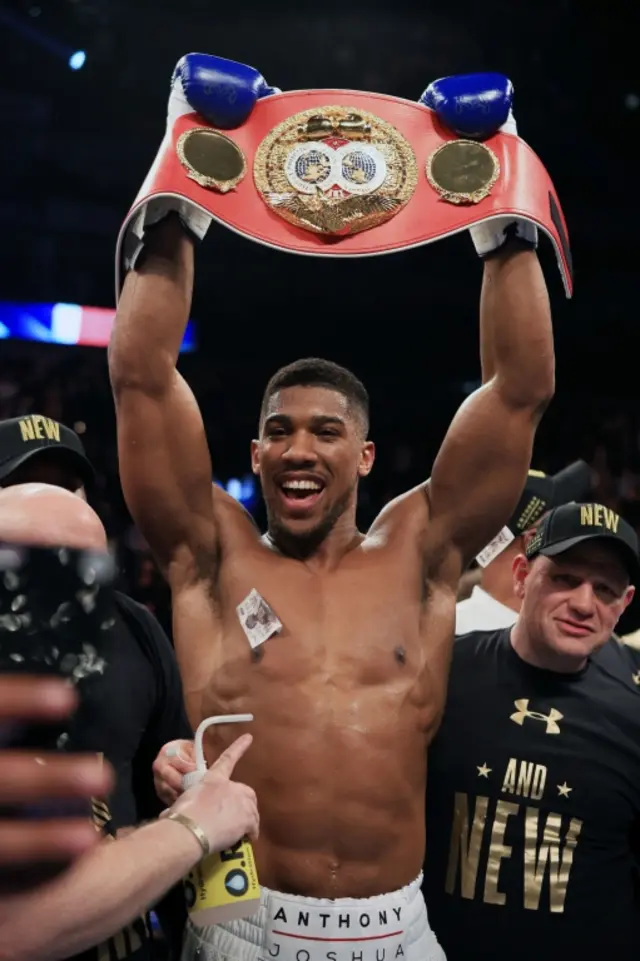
[2,339,640,636]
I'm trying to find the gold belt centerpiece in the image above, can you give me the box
[254,106,418,236]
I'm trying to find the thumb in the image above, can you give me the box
[209,733,253,780]
[163,740,197,770]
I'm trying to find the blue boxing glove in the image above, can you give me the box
[123,53,280,269]
[420,72,514,140]
[169,52,280,130]
[420,72,537,258]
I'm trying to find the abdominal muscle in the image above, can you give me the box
[203,682,431,899]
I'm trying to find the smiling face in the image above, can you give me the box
[513,541,635,665]
[251,385,375,551]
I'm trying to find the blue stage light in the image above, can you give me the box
[68,50,86,70]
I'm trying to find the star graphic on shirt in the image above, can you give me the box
[477,763,492,778]
[632,672,640,686]
[557,782,572,798]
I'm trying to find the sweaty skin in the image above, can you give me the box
[109,215,554,898]
[173,487,444,896]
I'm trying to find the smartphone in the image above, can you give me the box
[0,543,117,749]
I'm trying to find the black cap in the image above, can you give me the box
[508,461,592,536]
[0,415,94,488]
[525,502,640,581]
[475,461,592,567]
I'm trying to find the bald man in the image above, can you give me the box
[0,482,106,546]
[0,483,192,961]
[0,483,259,961]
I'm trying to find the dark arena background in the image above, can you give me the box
[0,0,636,647]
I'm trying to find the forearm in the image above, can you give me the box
[109,214,195,392]
[1,818,200,961]
[480,244,554,405]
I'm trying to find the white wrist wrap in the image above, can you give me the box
[469,109,538,257]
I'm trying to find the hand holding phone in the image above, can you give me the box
[0,545,116,890]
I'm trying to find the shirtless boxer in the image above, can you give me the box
[109,60,558,961]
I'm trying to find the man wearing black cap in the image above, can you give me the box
[0,414,191,960]
[0,414,95,495]
[423,502,640,960]
[455,462,592,633]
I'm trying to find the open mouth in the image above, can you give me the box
[278,478,326,512]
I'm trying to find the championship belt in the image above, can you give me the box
[117,89,572,296]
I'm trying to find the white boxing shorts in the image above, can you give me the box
[181,873,446,961]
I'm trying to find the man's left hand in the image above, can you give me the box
[153,739,196,805]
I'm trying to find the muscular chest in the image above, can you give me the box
[207,554,429,718]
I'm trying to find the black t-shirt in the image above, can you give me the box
[423,628,640,961]
[69,592,192,961]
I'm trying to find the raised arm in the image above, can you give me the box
[369,72,567,577]
[110,53,281,582]
[108,215,216,579]
[371,242,554,573]
[425,243,554,566]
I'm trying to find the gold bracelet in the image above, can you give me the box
[166,812,210,858]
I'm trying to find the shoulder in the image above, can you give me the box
[452,627,506,661]
[115,590,161,629]
[620,629,640,651]
[167,486,260,592]
[114,591,174,658]
[591,636,640,688]
[367,482,430,545]
[213,484,261,551]
[441,629,509,704]
[604,634,640,669]
[366,481,463,586]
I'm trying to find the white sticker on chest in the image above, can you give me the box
[236,588,283,649]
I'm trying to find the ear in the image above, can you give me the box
[358,441,376,478]
[250,439,260,475]
[622,585,636,612]
[512,553,531,601]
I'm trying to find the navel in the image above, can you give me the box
[394,646,407,665]
[251,647,264,663]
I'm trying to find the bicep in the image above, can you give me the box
[114,370,215,572]
[428,382,544,564]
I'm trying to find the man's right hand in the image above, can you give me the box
[167,734,259,852]
[0,676,113,869]
[120,52,280,276]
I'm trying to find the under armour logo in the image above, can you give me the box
[510,698,563,735]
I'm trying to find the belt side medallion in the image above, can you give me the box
[177,128,247,193]
[426,140,500,205]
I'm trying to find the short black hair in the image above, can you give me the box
[260,358,370,436]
